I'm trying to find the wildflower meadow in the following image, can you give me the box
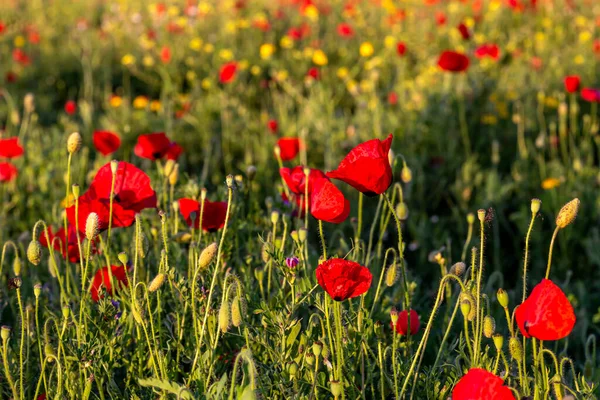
[1,0,600,399]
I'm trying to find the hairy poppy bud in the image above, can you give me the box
[298,228,307,243]
[330,380,343,398]
[509,337,522,360]
[401,165,412,183]
[460,292,476,321]
[13,257,21,276]
[234,175,243,186]
[396,202,409,220]
[271,210,280,225]
[27,240,42,266]
[460,300,471,319]
[287,361,299,379]
[1,326,10,341]
[305,351,315,366]
[313,341,323,358]
[218,301,230,333]
[483,316,496,338]
[34,283,42,298]
[231,295,243,327]
[290,230,299,242]
[497,288,509,308]
[85,212,99,241]
[492,334,504,351]
[62,305,70,319]
[198,243,218,270]
[450,262,466,276]
[385,263,398,287]
[45,343,56,362]
[226,174,234,189]
[531,198,541,214]
[556,198,580,229]
[390,307,399,326]
[67,132,82,154]
[148,273,166,292]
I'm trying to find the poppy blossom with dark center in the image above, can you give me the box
[39,225,97,263]
[515,279,576,341]
[316,258,372,301]
[310,177,350,224]
[277,138,301,161]
[452,368,515,400]
[134,132,172,160]
[564,75,580,93]
[581,88,600,103]
[327,134,393,196]
[391,309,420,335]
[93,130,121,156]
[219,62,238,84]
[0,162,18,182]
[178,198,228,232]
[280,166,327,195]
[0,137,24,158]
[90,265,129,302]
[438,51,470,72]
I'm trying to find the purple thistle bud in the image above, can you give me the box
[286,256,299,269]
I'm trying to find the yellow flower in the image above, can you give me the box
[167,5,179,17]
[133,96,149,109]
[142,55,155,67]
[150,100,161,112]
[337,67,349,79]
[260,44,275,60]
[481,114,498,125]
[250,65,262,75]
[274,70,289,82]
[303,4,319,21]
[312,49,328,66]
[238,60,249,70]
[575,16,587,27]
[464,17,475,28]
[574,55,585,65]
[280,36,293,49]
[186,71,197,82]
[201,78,212,90]
[121,54,136,66]
[14,35,26,48]
[237,19,250,29]
[219,49,234,61]
[198,2,212,14]
[190,38,203,51]
[541,178,561,190]
[109,96,123,108]
[579,31,591,43]
[225,21,237,33]
[384,36,395,49]
[359,42,374,58]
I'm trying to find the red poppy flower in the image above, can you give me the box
[581,87,600,102]
[178,198,228,232]
[280,166,327,195]
[281,191,309,218]
[64,100,77,115]
[327,134,393,196]
[438,51,470,72]
[388,92,398,105]
[457,23,470,40]
[277,138,301,161]
[515,279,576,341]
[310,177,350,224]
[219,62,238,84]
[0,22,5,34]
[474,44,500,61]
[564,75,580,93]
[435,12,447,25]
[337,23,354,38]
[267,119,278,134]
[12,49,31,66]
[307,67,320,80]
[90,265,128,302]
[39,225,96,263]
[134,132,172,160]
[160,46,171,64]
[316,258,372,301]
[93,131,121,156]
[0,137,24,158]
[166,142,183,160]
[396,42,407,56]
[0,162,18,182]
[452,368,515,400]
[391,309,420,335]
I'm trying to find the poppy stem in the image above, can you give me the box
[460,214,474,262]
[354,193,364,258]
[545,227,560,279]
[523,209,538,302]
[473,212,485,366]
[382,193,410,311]
[318,219,327,260]
[107,167,117,249]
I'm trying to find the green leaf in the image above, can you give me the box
[138,378,194,399]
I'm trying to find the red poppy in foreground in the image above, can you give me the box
[316,259,372,301]
[280,166,327,195]
[327,134,393,196]
[310,178,350,224]
[391,309,421,336]
[219,62,237,84]
[90,265,128,302]
[277,138,301,161]
[64,100,77,115]
[166,142,183,160]
[438,51,470,72]
[515,279,576,341]
[93,130,121,155]
[134,132,172,160]
[581,88,600,103]
[0,137,24,158]
[564,75,580,93]
[452,368,515,400]
[39,225,96,263]
[178,198,228,232]
[0,162,18,182]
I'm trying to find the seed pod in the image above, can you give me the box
[85,212,99,241]
[385,263,397,287]
[218,301,230,333]
[492,334,504,351]
[509,337,522,360]
[225,174,234,189]
[148,273,166,292]
[477,209,486,222]
[395,202,409,220]
[483,316,496,338]
[531,198,541,214]
[34,283,42,298]
[198,243,218,269]
[27,240,42,266]
[231,295,243,327]
[1,326,11,341]
[305,351,315,366]
[67,132,82,153]
[330,380,342,398]
[556,198,580,229]
[497,288,509,308]
[313,341,323,358]
[287,361,299,379]
[450,262,466,276]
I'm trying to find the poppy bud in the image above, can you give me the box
[1,326,10,341]
[85,212,99,241]
[509,337,522,360]
[497,288,509,308]
[460,300,471,319]
[62,305,70,319]
[45,343,56,361]
[225,174,234,189]
[555,198,580,229]
[287,361,299,379]
[390,307,399,326]
[395,202,409,220]
[388,149,395,168]
[200,188,207,200]
[531,198,541,214]
[290,230,299,242]
[483,316,496,338]
[67,132,82,154]
[313,341,323,358]
[492,334,504,351]
[27,240,42,266]
[401,165,412,183]
[246,165,257,181]
[24,93,35,113]
[34,283,42,298]
[148,273,166,292]
[460,292,476,321]
[231,295,243,327]
[374,321,383,336]
[466,213,475,224]
[385,263,397,287]
[164,159,176,178]
[273,145,281,158]
[234,175,243,186]
[218,301,230,333]
[551,374,563,400]
[321,342,331,359]
[261,243,271,263]
[198,243,218,270]
[298,228,307,243]
[12,257,21,277]
[169,165,179,186]
[118,252,129,266]
[110,159,119,175]
[450,262,466,276]
[271,210,280,225]
[477,209,486,222]
[305,351,315,366]
[72,184,80,197]
[330,380,343,398]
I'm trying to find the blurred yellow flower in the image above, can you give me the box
[534,32,545,43]
[226,21,237,33]
[219,49,234,61]
[575,16,587,27]
[142,55,155,67]
[574,55,585,65]
[544,97,558,108]
[579,31,591,43]
[201,78,212,90]
[190,38,203,51]
[250,65,262,75]
[237,19,250,29]
[303,4,319,21]
[186,71,197,82]
[337,67,349,79]
[275,70,289,82]
[474,33,485,44]
[542,18,552,28]
[347,80,359,96]
[360,79,374,93]
[109,96,123,108]
[61,194,75,208]
[167,6,179,17]
[14,35,26,48]
[204,43,215,53]
[198,2,212,14]
[150,100,161,112]
[260,44,275,60]
[176,17,187,29]
[239,60,249,70]
[489,0,501,11]
[481,114,498,125]
[365,57,383,71]
[121,54,136,66]
[384,36,395,49]
[312,49,328,66]
[280,36,293,49]
[133,96,149,109]
[541,178,561,190]
[359,42,374,58]
[464,17,475,28]
[448,2,459,14]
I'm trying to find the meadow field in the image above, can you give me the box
[0,0,599,398]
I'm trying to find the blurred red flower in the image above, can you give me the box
[435,12,447,25]
[12,49,30,66]
[581,87,600,102]
[93,131,121,156]
[337,23,354,38]
[391,309,420,335]
[515,279,576,341]
[457,23,470,40]
[316,258,372,301]
[178,198,228,232]
[0,137,24,158]
[452,368,515,400]
[310,177,350,224]
[160,46,172,64]
[0,162,18,182]
[90,265,128,302]
[280,166,327,195]
[327,134,393,196]
[564,76,580,93]
[64,100,77,115]
[277,137,301,161]
[438,51,470,72]
[474,44,500,61]
[388,92,398,105]
[219,62,238,84]
[307,67,320,80]
[39,225,96,263]
[267,119,278,134]
[134,132,172,160]
[396,42,407,56]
